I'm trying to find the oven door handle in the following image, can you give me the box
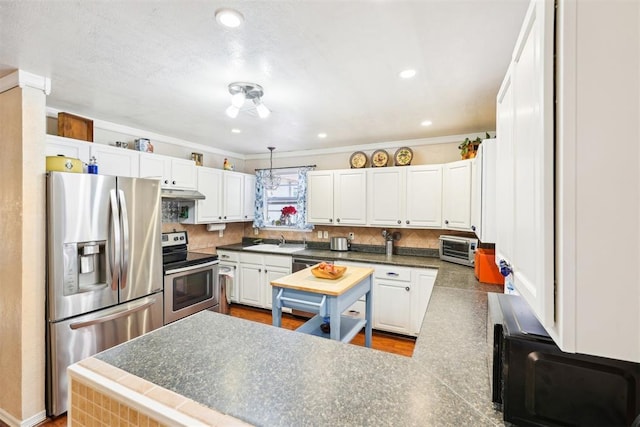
[165,261,219,275]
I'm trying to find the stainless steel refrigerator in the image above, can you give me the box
[46,171,164,416]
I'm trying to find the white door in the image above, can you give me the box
[373,281,412,334]
[411,269,437,335]
[510,0,555,326]
[442,160,472,230]
[195,167,223,223]
[239,264,262,307]
[405,165,443,228]
[367,168,404,226]
[243,174,256,221]
[479,139,498,243]
[306,171,334,224]
[223,171,243,221]
[333,170,367,225]
[264,266,289,310]
[46,136,91,164]
[90,145,139,177]
[170,158,197,190]
[139,153,166,181]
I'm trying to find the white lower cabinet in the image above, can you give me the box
[237,253,291,310]
[411,268,437,334]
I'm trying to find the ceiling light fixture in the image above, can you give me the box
[226,82,271,119]
[399,69,417,79]
[215,9,244,28]
[318,133,327,139]
[264,147,281,190]
[421,120,433,127]
[231,128,241,133]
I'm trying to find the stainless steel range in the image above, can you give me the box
[162,231,219,324]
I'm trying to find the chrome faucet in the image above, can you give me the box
[279,234,286,246]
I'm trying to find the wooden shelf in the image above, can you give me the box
[296,314,367,344]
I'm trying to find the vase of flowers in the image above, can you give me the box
[280,205,297,226]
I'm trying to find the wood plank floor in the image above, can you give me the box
[37,304,416,426]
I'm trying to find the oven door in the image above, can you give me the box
[163,261,219,325]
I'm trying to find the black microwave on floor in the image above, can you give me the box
[487,293,640,426]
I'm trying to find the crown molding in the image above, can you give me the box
[0,69,51,95]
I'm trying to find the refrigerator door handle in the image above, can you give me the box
[118,189,130,290]
[109,189,121,291]
[69,298,157,330]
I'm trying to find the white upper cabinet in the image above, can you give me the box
[139,153,197,190]
[367,168,405,226]
[195,167,223,223]
[243,174,256,221]
[503,0,555,328]
[442,159,472,231]
[223,171,244,222]
[333,170,367,225]
[307,170,366,225]
[45,135,91,164]
[471,139,497,243]
[405,165,443,228]
[89,144,140,178]
[306,171,334,224]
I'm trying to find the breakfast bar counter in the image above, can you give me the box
[68,259,505,426]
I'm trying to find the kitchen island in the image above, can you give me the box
[68,257,504,426]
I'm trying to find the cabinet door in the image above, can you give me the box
[264,266,290,310]
[333,170,366,225]
[510,0,555,326]
[442,160,472,230]
[495,70,515,268]
[405,165,443,228]
[195,167,223,223]
[46,136,91,164]
[223,171,243,221]
[411,269,437,335]
[239,263,262,307]
[139,153,166,181]
[242,174,256,221]
[170,158,197,190]
[306,171,334,224]
[471,157,481,238]
[373,280,412,334]
[479,139,498,243]
[367,168,405,226]
[90,145,139,177]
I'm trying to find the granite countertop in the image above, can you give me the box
[96,247,504,426]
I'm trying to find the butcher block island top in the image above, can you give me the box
[69,259,505,426]
[270,264,374,295]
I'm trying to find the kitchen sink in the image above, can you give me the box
[243,244,306,254]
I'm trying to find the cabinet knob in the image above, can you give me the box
[265,269,268,273]
[397,220,401,224]
[258,268,262,273]
[164,180,169,184]
[471,225,476,231]
[444,220,449,225]
[224,216,227,219]
[406,220,410,224]
[336,218,341,223]
[329,218,333,222]
[405,286,410,292]
[499,260,512,277]
[172,180,176,185]
[221,254,229,259]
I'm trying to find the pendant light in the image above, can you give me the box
[264,147,280,190]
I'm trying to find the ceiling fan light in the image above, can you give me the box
[226,105,240,118]
[254,99,271,118]
[231,92,246,108]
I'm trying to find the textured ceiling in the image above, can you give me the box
[0,0,528,155]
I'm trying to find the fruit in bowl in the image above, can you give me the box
[311,262,347,280]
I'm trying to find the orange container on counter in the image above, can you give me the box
[474,248,504,285]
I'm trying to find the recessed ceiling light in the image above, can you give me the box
[318,133,327,139]
[215,8,244,28]
[399,69,417,79]
[421,120,433,127]
[231,128,241,133]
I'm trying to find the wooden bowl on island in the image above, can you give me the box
[311,262,347,280]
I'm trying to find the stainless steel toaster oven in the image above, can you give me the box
[438,235,478,266]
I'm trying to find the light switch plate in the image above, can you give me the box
[348,232,355,240]
[254,228,259,235]
[323,231,329,238]
[317,230,323,238]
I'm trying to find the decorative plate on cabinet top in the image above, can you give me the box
[394,147,413,166]
[371,149,389,167]
[349,151,368,168]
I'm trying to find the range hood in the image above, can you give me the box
[161,188,206,200]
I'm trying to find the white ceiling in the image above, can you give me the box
[0,0,528,156]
